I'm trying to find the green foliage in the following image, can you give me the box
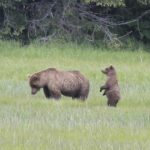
[83,0,150,6]
[83,0,125,6]
[137,0,150,4]
[0,0,150,44]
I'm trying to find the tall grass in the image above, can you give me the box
[0,40,150,150]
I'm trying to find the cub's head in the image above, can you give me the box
[101,65,116,76]
[28,74,41,95]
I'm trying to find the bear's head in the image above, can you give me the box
[29,74,41,95]
[101,65,116,76]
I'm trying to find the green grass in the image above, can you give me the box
[0,40,150,150]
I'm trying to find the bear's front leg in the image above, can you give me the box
[100,85,106,92]
[43,86,51,99]
[102,90,106,96]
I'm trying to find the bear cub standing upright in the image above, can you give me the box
[29,68,89,100]
[100,65,120,107]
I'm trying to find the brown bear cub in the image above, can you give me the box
[100,65,120,107]
[28,68,90,100]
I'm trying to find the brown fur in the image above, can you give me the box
[100,65,120,107]
[29,68,90,100]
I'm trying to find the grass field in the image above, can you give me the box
[0,40,150,150]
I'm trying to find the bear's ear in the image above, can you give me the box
[32,75,39,81]
[110,65,114,69]
[27,74,31,79]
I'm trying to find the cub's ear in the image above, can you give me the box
[110,65,114,69]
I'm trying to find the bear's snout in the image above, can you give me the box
[31,88,38,95]
[31,91,36,95]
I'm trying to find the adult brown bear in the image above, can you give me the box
[100,65,121,107]
[29,68,90,100]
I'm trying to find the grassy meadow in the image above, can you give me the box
[0,40,150,150]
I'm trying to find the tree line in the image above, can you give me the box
[0,0,150,45]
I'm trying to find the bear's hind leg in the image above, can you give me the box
[78,88,89,101]
[107,99,118,107]
[51,90,61,100]
[72,91,81,100]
